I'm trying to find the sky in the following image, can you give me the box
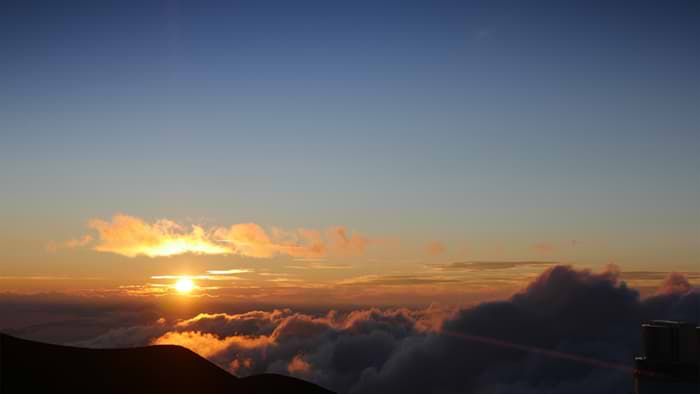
[1,0,699,305]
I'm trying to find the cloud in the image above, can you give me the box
[65,234,94,249]
[531,242,556,254]
[288,355,312,375]
[75,266,699,394]
[425,241,445,256]
[620,271,700,281]
[152,331,272,358]
[45,235,94,253]
[350,267,699,394]
[338,275,461,287]
[287,263,352,270]
[327,227,369,256]
[206,269,253,275]
[0,276,102,281]
[430,261,558,271]
[229,357,254,374]
[88,215,229,257]
[78,214,370,259]
[656,272,692,295]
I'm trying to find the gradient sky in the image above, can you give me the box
[1,0,699,303]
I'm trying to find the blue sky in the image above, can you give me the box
[1,0,699,284]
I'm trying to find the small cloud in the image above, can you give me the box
[426,241,445,256]
[45,241,58,253]
[287,354,311,375]
[229,358,253,374]
[657,272,692,295]
[327,226,369,256]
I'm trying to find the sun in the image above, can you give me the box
[174,278,195,294]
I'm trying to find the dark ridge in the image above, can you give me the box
[0,333,334,394]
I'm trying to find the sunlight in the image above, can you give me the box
[174,277,195,294]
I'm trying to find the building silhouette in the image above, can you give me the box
[634,320,700,393]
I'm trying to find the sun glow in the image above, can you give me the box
[174,278,195,294]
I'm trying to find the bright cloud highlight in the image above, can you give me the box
[81,214,369,258]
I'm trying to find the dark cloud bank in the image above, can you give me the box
[15,266,700,393]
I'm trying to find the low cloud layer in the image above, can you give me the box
[75,266,699,394]
[76,214,369,258]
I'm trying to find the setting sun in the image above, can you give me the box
[174,278,195,294]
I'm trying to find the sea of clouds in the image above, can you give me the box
[71,265,699,394]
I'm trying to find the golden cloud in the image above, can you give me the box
[81,214,369,259]
[287,354,311,375]
[151,331,272,358]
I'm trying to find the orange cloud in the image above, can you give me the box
[287,355,311,375]
[426,241,445,256]
[214,223,328,258]
[45,234,94,253]
[328,226,369,256]
[656,272,692,295]
[65,234,94,248]
[80,214,370,259]
[89,215,229,257]
[229,357,253,374]
[151,331,272,358]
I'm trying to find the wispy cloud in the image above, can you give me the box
[45,234,94,253]
[0,275,103,281]
[150,275,244,281]
[430,261,558,271]
[292,257,327,262]
[206,269,253,275]
[286,262,352,270]
[620,271,700,281]
[337,275,460,286]
[65,234,94,249]
[74,214,371,259]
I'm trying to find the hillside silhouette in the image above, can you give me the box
[0,333,334,394]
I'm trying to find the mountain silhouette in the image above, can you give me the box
[0,333,334,393]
